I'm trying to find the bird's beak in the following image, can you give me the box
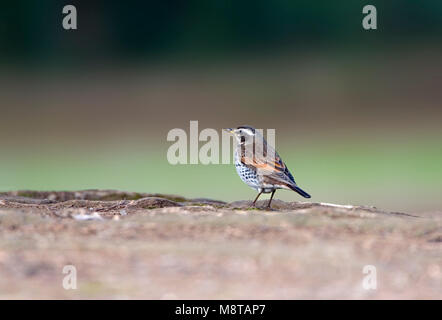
[223,128,234,134]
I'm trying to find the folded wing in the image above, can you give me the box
[240,138,297,188]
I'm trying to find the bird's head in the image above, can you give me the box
[223,126,256,142]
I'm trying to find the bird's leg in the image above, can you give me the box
[266,190,276,209]
[252,191,263,207]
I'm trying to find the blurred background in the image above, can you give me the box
[1,0,441,213]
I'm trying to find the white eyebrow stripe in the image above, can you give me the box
[241,129,254,135]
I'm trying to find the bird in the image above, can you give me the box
[224,126,311,209]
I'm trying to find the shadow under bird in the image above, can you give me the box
[224,126,311,209]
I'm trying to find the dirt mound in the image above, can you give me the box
[0,189,418,219]
[0,190,189,203]
[0,190,440,299]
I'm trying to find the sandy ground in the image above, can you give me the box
[0,190,440,299]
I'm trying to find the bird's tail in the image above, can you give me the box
[288,185,311,198]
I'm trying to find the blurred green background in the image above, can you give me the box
[1,1,442,212]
